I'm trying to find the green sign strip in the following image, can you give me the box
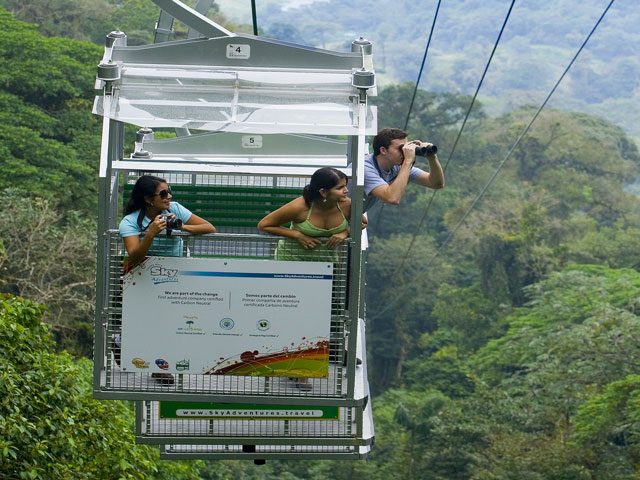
[159,402,340,420]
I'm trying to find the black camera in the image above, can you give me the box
[160,213,182,235]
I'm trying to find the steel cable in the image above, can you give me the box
[370,0,616,321]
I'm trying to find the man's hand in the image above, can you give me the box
[401,142,418,166]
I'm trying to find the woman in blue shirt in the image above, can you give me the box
[117,175,215,385]
[119,175,215,266]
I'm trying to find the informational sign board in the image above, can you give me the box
[159,402,340,420]
[121,257,332,377]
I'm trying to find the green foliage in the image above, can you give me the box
[501,108,640,185]
[0,0,158,45]
[0,192,96,356]
[3,3,640,477]
[470,430,591,480]
[0,1,243,46]
[0,10,102,211]
[0,12,99,348]
[474,232,531,306]
[340,388,453,480]
[571,223,640,269]
[105,0,162,45]
[475,265,640,388]
[571,375,640,479]
[388,265,640,479]
[366,232,452,390]
[0,294,201,480]
[406,390,493,480]
[465,109,640,228]
[0,0,123,43]
[469,265,640,462]
[431,284,506,352]
[0,14,98,107]
[374,82,484,139]
[403,344,475,398]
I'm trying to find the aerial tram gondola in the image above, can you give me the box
[92,0,376,461]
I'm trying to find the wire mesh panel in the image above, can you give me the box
[99,231,351,400]
[136,400,366,444]
[159,443,371,460]
[122,172,309,234]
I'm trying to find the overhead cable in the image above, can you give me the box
[370,0,616,321]
[390,0,516,279]
[404,0,442,131]
[251,0,258,35]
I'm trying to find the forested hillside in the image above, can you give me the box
[2,2,640,478]
[219,0,640,140]
[4,0,638,138]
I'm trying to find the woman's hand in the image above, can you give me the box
[181,213,215,234]
[296,232,321,249]
[149,214,168,236]
[122,214,169,267]
[326,230,349,248]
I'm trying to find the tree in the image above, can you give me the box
[400,265,640,479]
[365,233,452,391]
[0,294,201,480]
[571,375,640,479]
[266,22,304,44]
[403,342,476,398]
[374,82,484,145]
[474,265,640,389]
[0,192,96,356]
[470,108,640,226]
[431,283,505,352]
[0,10,103,212]
[571,223,640,270]
[0,0,110,42]
[0,1,244,46]
[469,265,640,477]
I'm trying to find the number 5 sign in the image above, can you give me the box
[242,135,262,148]
[226,44,251,59]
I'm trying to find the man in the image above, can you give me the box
[351,127,445,212]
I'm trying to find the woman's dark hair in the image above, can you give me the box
[302,167,347,205]
[124,175,167,215]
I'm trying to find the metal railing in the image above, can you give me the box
[136,400,361,444]
[97,232,354,402]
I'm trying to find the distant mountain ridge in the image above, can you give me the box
[218,0,640,140]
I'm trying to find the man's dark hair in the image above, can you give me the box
[372,128,409,156]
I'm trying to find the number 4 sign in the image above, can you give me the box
[226,44,251,60]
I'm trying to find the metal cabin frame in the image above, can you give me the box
[92,0,375,459]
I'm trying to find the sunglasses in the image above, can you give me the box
[153,187,172,199]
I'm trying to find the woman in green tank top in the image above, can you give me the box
[258,167,367,390]
[258,167,367,262]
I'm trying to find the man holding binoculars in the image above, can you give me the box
[354,127,445,212]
